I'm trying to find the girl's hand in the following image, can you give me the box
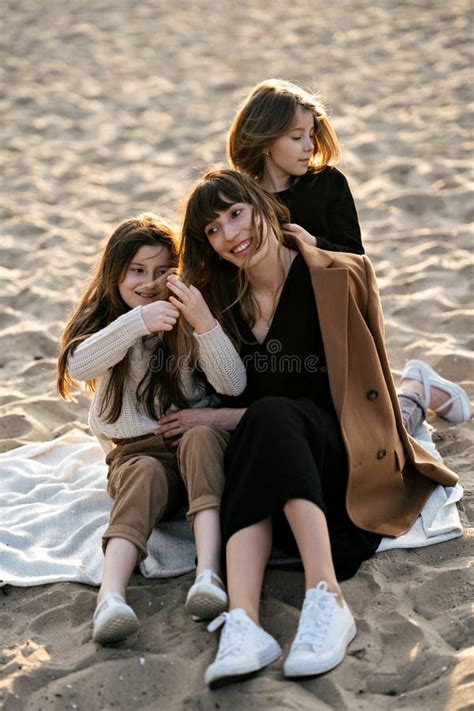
[141,300,179,333]
[166,275,216,334]
[282,223,318,247]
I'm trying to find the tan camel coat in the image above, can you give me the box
[297,240,458,537]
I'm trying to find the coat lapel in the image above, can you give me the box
[297,242,349,420]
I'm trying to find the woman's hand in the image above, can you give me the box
[141,300,179,333]
[282,223,318,247]
[157,407,246,443]
[157,408,219,441]
[166,274,216,334]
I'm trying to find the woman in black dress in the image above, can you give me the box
[174,168,458,688]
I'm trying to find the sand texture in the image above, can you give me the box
[1,0,473,709]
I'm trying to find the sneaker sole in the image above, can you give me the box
[93,608,140,644]
[208,670,261,690]
[185,587,228,621]
[206,641,282,688]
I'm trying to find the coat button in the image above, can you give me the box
[377,449,387,460]
[367,389,379,401]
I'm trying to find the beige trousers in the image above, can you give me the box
[102,426,230,561]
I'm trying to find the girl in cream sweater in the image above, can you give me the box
[58,213,245,644]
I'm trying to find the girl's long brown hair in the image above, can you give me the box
[57,213,190,422]
[227,78,341,181]
[179,168,290,347]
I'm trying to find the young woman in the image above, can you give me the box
[175,169,459,687]
[57,213,245,644]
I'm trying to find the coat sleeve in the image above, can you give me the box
[315,170,365,255]
[362,255,385,341]
[362,254,411,448]
[361,254,459,484]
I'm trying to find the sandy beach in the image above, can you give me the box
[1,0,473,709]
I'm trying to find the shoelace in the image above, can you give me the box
[207,612,248,659]
[292,582,338,651]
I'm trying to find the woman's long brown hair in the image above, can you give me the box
[179,168,291,348]
[57,213,190,422]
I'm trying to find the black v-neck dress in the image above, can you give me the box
[220,253,381,581]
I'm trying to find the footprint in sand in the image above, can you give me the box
[366,612,454,696]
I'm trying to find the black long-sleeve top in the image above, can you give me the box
[275,167,364,255]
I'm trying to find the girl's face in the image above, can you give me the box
[204,200,274,270]
[264,107,315,183]
[118,244,171,309]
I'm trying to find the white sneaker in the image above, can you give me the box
[185,570,228,620]
[283,581,356,677]
[92,592,139,644]
[205,608,282,687]
[401,359,471,423]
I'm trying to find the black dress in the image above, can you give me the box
[220,254,381,581]
[276,167,364,255]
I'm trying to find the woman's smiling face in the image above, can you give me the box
[204,201,273,269]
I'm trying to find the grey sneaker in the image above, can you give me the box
[205,608,282,687]
[284,581,356,677]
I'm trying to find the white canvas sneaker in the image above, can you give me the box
[205,608,282,687]
[284,581,356,678]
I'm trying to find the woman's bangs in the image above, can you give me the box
[190,178,248,239]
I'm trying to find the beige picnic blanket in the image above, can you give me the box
[0,430,463,587]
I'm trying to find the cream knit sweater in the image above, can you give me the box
[67,306,246,450]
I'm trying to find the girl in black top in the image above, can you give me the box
[227,78,364,254]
